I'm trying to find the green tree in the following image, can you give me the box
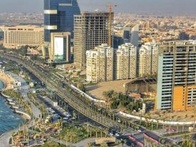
[78,83,86,92]
[110,100,119,109]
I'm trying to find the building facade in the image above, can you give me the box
[86,43,137,83]
[44,0,80,42]
[74,12,113,68]
[115,43,137,80]
[86,44,114,83]
[157,41,196,111]
[130,24,139,47]
[139,42,158,77]
[2,25,44,49]
[50,32,71,63]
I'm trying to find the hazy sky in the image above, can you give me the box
[0,0,196,16]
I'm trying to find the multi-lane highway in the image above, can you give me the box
[2,53,180,147]
[2,53,130,130]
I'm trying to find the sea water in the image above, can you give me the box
[0,81,23,134]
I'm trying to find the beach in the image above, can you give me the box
[0,70,15,90]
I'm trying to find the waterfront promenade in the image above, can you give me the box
[0,72,42,147]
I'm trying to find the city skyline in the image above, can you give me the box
[0,0,196,16]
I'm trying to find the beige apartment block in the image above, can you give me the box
[115,43,137,80]
[86,44,114,83]
[139,42,158,77]
[2,25,44,49]
[86,50,98,82]
[86,43,137,83]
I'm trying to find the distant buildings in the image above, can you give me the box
[156,40,196,111]
[86,43,137,83]
[139,42,158,77]
[2,25,44,49]
[74,12,112,68]
[122,27,131,43]
[130,24,139,47]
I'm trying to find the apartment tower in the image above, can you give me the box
[115,43,137,80]
[139,42,158,77]
[157,41,196,111]
[86,43,137,83]
[86,44,114,83]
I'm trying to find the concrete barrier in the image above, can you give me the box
[15,110,31,120]
[118,111,196,126]
[1,92,10,98]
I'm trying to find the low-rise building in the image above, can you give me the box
[2,25,44,49]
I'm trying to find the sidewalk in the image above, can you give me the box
[0,72,42,147]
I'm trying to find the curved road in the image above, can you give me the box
[2,54,178,147]
[4,54,124,129]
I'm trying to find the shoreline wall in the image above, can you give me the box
[0,70,15,90]
[0,92,31,120]
[1,92,10,98]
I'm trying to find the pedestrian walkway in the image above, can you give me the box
[0,72,42,146]
[8,72,42,119]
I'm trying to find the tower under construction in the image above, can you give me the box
[74,12,113,68]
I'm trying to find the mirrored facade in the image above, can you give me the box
[44,0,80,42]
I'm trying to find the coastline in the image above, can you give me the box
[0,70,15,90]
[0,71,30,138]
[0,68,42,147]
[0,92,31,120]
[0,71,31,120]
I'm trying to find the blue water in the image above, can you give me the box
[0,81,24,134]
[0,81,4,89]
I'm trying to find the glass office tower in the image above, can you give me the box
[44,0,80,42]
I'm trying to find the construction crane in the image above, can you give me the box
[108,4,117,47]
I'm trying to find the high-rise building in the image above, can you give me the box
[156,41,196,111]
[139,42,158,77]
[49,32,71,63]
[44,0,80,42]
[86,44,114,83]
[2,25,44,49]
[86,43,137,83]
[130,24,139,47]
[74,12,113,68]
[123,28,131,43]
[115,43,137,80]
[112,35,124,49]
